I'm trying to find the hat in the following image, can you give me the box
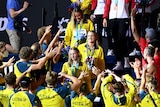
[145,28,156,40]
[20,77,31,88]
[45,71,58,85]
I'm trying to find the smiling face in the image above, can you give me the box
[69,48,79,61]
[74,11,83,23]
[87,31,97,43]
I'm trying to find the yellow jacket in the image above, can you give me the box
[139,91,160,107]
[64,19,94,47]
[101,74,137,107]
[70,0,92,15]
[61,62,92,91]
[78,43,105,78]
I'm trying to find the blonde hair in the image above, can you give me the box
[45,71,58,85]
[37,26,46,40]
[70,7,84,29]
[68,47,82,66]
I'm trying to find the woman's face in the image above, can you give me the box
[69,49,79,61]
[74,12,83,22]
[87,32,96,43]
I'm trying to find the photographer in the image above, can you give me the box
[6,0,31,53]
[96,70,137,107]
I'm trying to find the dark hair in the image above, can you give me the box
[74,6,83,15]
[73,7,87,23]
[20,76,31,88]
[19,46,33,59]
[4,72,16,86]
[31,42,41,59]
[113,82,125,93]
[0,41,6,50]
[148,39,160,51]
[80,82,89,95]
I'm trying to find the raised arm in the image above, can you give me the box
[130,7,140,43]
[45,29,62,54]
[140,67,147,91]
[39,25,52,45]
[31,48,57,70]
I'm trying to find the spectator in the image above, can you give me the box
[131,7,157,66]
[0,42,15,85]
[37,25,52,53]
[138,67,160,107]
[0,70,31,107]
[130,46,157,81]
[103,0,132,70]
[36,71,81,107]
[0,41,18,55]
[0,72,18,107]
[64,7,94,48]
[90,0,106,44]
[8,76,39,107]
[6,0,31,53]
[148,39,160,92]
[14,46,56,91]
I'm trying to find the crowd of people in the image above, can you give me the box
[0,0,160,107]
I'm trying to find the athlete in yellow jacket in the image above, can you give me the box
[70,0,92,16]
[101,74,137,107]
[64,7,94,48]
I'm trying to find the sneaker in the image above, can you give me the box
[112,61,123,70]
[124,57,131,68]
[129,48,141,56]
[107,49,114,56]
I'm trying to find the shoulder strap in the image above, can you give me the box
[149,93,158,107]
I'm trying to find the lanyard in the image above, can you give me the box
[115,0,118,6]
[75,22,82,46]
[71,63,79,77]
[86,44,95,70]
[86,44,95,57]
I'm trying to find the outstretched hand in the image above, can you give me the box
[6,57,15,66]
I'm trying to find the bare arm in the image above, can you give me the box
[31,49,57,70]
[0,57,15,70]
[140,67,147,91]
[52,41,64,63]
[9,1,29,18]
[93,72,105,95]
[59,72,81,91]
[130,7,140,43]
[39,25,52,45]
[45,29,62,54]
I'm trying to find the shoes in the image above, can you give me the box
[129,48,141,56]
[107,49,114,56]
[112,61,123,70]
[124,57,130,68]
